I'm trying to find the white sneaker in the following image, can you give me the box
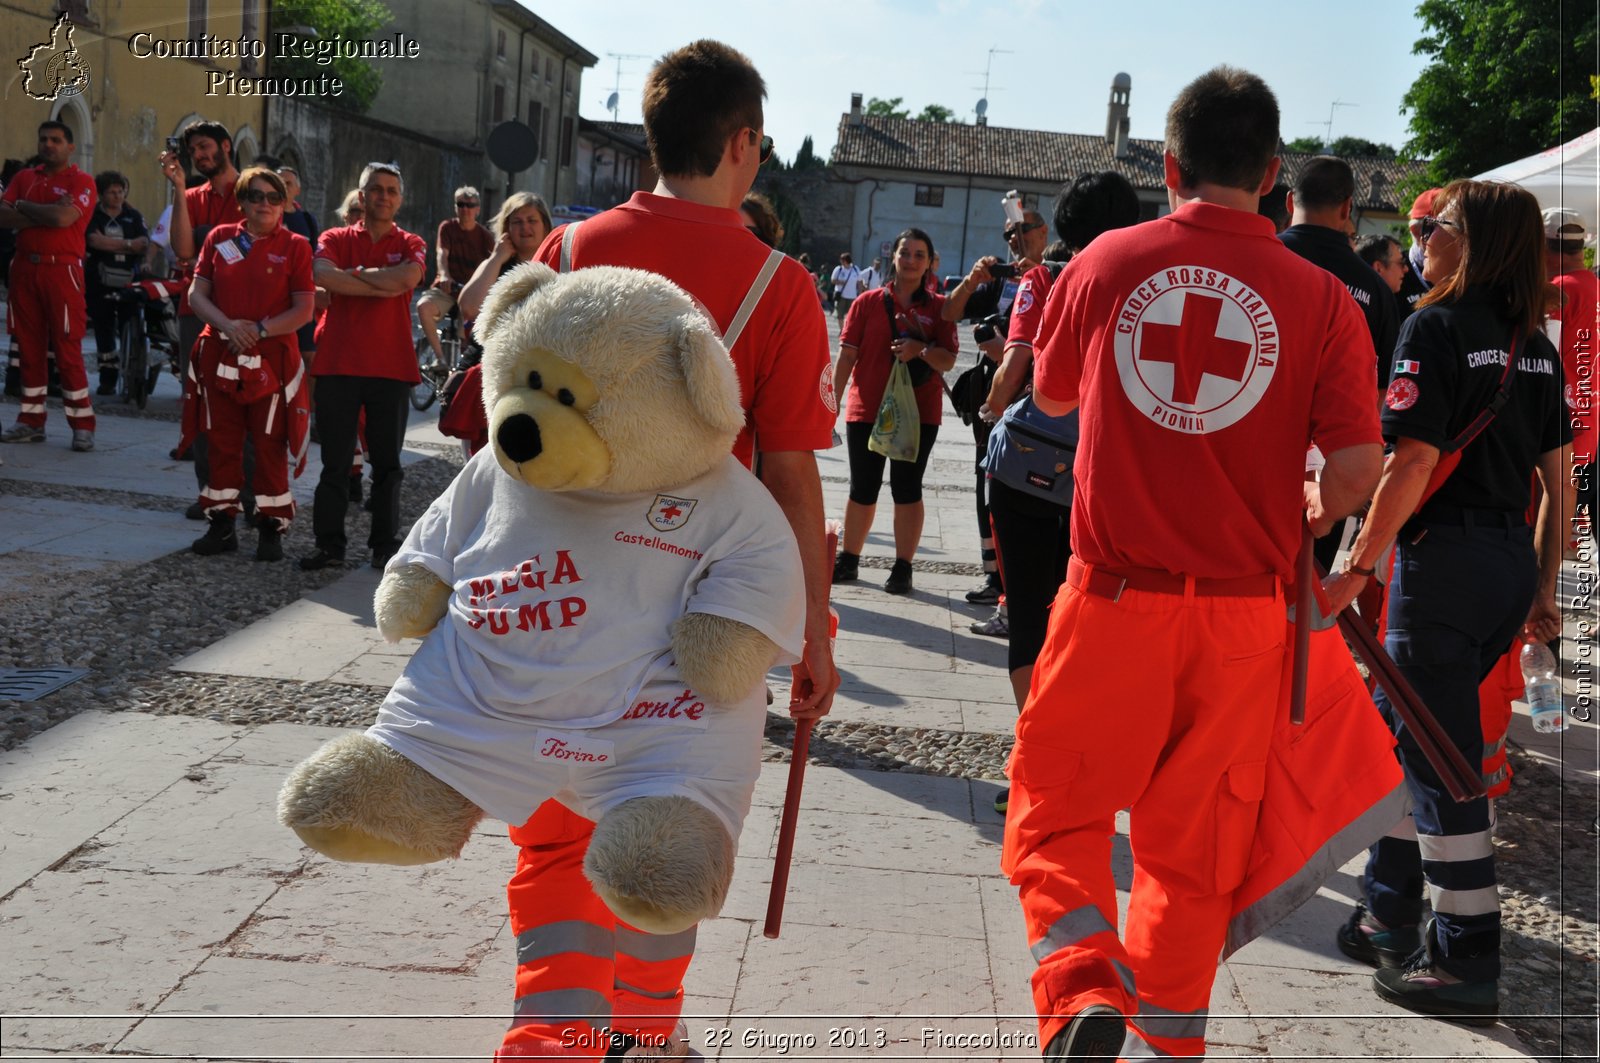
[970,604,1009,638]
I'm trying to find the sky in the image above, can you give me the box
[540,0,1432,162]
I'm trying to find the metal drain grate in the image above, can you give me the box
[0,667,91,702]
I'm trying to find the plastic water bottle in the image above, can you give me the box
[1520,641,1567,734]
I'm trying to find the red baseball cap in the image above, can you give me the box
[1408,188,1442,220]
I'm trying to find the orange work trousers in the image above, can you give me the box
[496,800,694,1060]
[1002,577,1285,1058]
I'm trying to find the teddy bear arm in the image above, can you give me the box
[374,563,453,642]
[670,613,779,705]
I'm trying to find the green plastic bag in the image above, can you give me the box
[868,361,921,462]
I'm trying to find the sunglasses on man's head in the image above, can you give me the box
[1004,221,1043,240]
[242,189,284,205]
[1416,215,1459,245]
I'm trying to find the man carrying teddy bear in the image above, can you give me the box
[506,41,839,1059]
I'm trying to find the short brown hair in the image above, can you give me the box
[235,166,287,203]
[1165,66,1279,193]
[642,40,765,178]
[1292,156,1355,210]
[1418,180,1557,337]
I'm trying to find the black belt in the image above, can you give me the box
[1415,504,1526,528]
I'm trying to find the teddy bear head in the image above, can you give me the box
[470,263,746,495]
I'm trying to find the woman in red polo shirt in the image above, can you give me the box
[186,166,315,561]
[830,227,958,595]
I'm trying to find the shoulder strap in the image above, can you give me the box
[558,221,580,274]
[722,248,785,352]
[1440,330,1521,455]
[1412,330,1524,517]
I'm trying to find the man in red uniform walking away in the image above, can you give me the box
[496,39,839,1061]
[0,120,98,450]
[1003,67,1384,1060]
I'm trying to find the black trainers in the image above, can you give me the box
[831,550,860,584]
[1044,1005,1124,1061]
[256,520,283,562]
[184,501,206,520]
[299,547,345,571]
[884,558,913,595]
[1336,901,1420,968]
[191,514,237,556]
[1372,920,1498,1027]
[965,573,1003,604]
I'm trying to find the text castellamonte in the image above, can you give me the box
[127,31,421,97]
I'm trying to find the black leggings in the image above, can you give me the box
[988,477,1071,673]
[845,419,940,505]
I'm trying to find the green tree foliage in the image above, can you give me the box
[1330,136,1397,159]
[1285,135,1326,153]
[269,0,394,113]
[792,135,827,170]
[863,97,960,123]
[1403,0,1598,184]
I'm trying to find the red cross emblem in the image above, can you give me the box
[1112,267,1277,436]
[1139,292,1254,406]
[646,493,697,532]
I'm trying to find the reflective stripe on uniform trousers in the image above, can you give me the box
[1129,1000,1208,1042]
[509,986,612,1029]
[1030,905,1137,997]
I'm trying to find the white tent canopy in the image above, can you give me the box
[1474,126,1600,245]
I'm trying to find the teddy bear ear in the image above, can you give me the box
[475,262,560,347]
[672,314,747,435]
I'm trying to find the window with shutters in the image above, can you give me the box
[493,83,505,123]
[560,117,575,168]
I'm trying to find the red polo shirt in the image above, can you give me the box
[3,163,95,257]
[840,287,957,424]
[1033,200,1379,579]
[313,222,427,381]
[176,180,247,315]
[194,222,315,343]
[537,192,834,468]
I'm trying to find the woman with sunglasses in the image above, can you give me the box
[1324,181,1570,1024]
[185,166,315,560]
[442,193,554,455]
[831,227,958,595]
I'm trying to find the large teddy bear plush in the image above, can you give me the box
[278,262,804,937]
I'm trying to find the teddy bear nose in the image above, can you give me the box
[497,413,543,464]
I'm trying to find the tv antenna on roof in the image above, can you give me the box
[971,46,1011,123]
[605,52,651,121]
[1310,99,1357,149]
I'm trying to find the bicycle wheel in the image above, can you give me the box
[121,313,149,409]
[411,334,439,411]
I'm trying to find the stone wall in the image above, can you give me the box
[266,99,485,237]
[753,170,856,267]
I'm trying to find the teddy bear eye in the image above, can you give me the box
[557,389,576,406]
[527,370,543,391]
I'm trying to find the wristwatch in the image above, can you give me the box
[1341,556,1375,578]
[256,319,269,337]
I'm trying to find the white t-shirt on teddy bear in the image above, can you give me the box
[367,450,803,812]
